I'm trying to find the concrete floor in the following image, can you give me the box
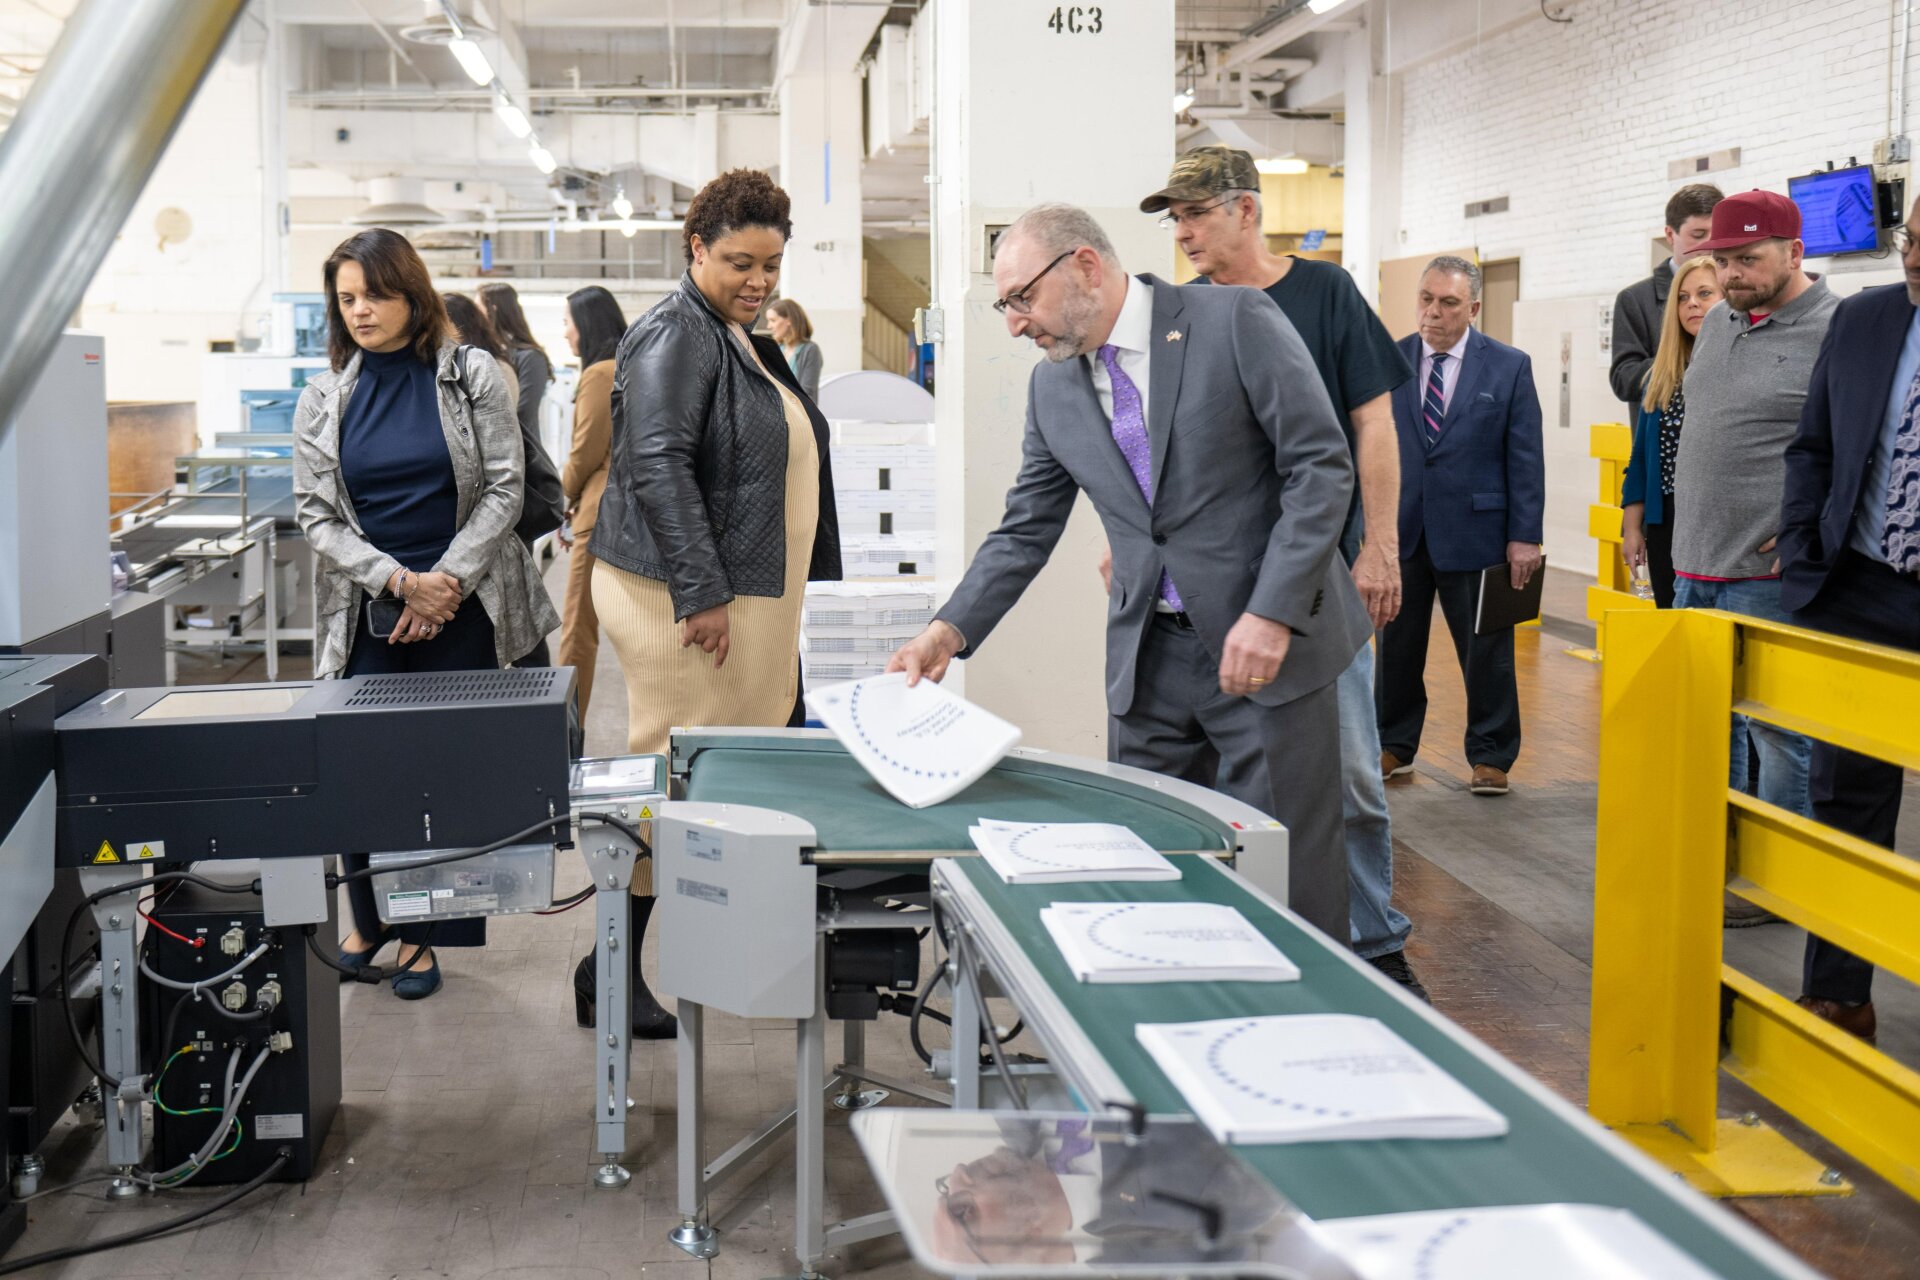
[8,557,1918,1278]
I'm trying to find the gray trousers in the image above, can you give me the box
[1109,614,1348,940]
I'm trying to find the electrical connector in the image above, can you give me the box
[219,927,246,957]
[267,1031,294,1054]
[255,981,283,1012]
[220,981,248,1011]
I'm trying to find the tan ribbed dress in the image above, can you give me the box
[594,326,818,770]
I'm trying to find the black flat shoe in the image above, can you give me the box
[1368,950,1432,1004]
[337,930,393,984]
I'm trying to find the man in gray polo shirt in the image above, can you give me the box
[1672,190,1838,924]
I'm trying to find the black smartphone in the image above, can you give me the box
[366,597,405,639]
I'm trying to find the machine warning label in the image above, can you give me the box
[686,829,723,862]
[639,806,654,819]
[128,842,166,861]
[91,842,119,864]
[385,890,433,918]
[255,1113,303,1139]
[676,878,728,907]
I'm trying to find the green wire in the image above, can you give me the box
[148,1046,248,1185]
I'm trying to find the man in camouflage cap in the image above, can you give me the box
[1138,144,1261,214]
[1132,144,1427,1000]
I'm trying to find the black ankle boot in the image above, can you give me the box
[572,896,678,1039]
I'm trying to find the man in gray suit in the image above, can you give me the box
[888,204,1368,938]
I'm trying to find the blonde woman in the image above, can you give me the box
[1620,255,1723,607]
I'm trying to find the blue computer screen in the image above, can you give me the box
[1789,166,1880,256]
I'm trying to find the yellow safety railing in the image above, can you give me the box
[1567,422,1655,661]
[1590,608,1920,1198]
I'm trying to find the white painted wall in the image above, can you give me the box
[1377,0,1918,571]
[78,19,280,403]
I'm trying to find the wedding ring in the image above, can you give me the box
[1248,676,1269,685]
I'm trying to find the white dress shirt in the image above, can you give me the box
[1086,275,1154,424]
[1418,332,1469,416]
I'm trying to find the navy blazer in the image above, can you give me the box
[1779,283,1916,612]
[1391,328,1546,572]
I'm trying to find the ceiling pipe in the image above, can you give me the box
[0,0,248,441]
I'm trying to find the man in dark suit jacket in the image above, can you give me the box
[889,204,1369,940]
[1776,205,1920,1045]
[1608,184,1722,408]
[1376,257,1545,797]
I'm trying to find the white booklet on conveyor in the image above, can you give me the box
[1135,1014,1508,1145]
[1316,1204,1721,1280]
[804,673,1021,809]
[969,818,1179,884]
[1040,902,1300,983]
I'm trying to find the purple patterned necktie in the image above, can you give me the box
[1884,363,1920,574]
[1098,344,1183,610]
[1423,351,1449,444]
[1048,1118,1096,1175]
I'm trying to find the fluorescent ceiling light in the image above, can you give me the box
[493,93,531,139]
[1256,157,1311,175]
[1172,88,1196,113]
[448,36,493,86]
[528,143,556,175]
[611,188,634,220]
[1308,0,1345,12]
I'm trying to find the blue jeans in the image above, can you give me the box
[1341,640,1411,958]
[1672,577,1812,819]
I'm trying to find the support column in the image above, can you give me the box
[1341,0,1401,308]
[931,0,1174,754]
[779,72,864,382]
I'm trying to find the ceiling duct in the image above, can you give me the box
[398,1,488,46]
[348,176,448,226]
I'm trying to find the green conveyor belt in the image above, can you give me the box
[681,744,1226,853]
[951,855,1794,1280]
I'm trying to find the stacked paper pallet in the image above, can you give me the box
[801,421,940,692]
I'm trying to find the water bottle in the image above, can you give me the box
[1630,566,1656,602]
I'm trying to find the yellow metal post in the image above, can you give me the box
[1588,610,1840,1196]
[1570,422,1655,662]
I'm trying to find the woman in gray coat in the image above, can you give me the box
[767,298,823,402]
[293,228,560,999]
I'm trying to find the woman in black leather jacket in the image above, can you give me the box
[579,169,840,1037]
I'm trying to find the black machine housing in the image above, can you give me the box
[140,878,340,1185]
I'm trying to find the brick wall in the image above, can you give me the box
[1395,0,1910,300]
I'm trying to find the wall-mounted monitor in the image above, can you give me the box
[1789,166,1881,256]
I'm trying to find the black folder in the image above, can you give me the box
[1474,556,1546,635]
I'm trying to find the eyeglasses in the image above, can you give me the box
[1156,196,1234,230]
[934,1175,992,1266]
[1894,226,1920,256]
[993,250,1074,315]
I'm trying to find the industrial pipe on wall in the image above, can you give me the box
[0,0,249,441]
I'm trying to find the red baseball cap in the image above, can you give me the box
[1697,189,1802,253]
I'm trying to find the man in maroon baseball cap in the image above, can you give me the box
[1698,189,1807,316]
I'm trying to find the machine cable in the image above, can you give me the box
[0,1148,291,1276]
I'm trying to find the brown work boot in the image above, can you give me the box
[1381,750,1413,782]
[1796,996,1877,1045]
[1469,764,1509,796]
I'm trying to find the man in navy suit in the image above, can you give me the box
[1376,257,1545,796]
[1776,202,1920,1045]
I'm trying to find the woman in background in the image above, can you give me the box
[766,298,822,402]
[477,281,553,437]
[556,285,628,724]
[443,292,520,412]
[1620,254,1723,608]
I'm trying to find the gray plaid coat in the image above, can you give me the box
[293,342,560,679]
